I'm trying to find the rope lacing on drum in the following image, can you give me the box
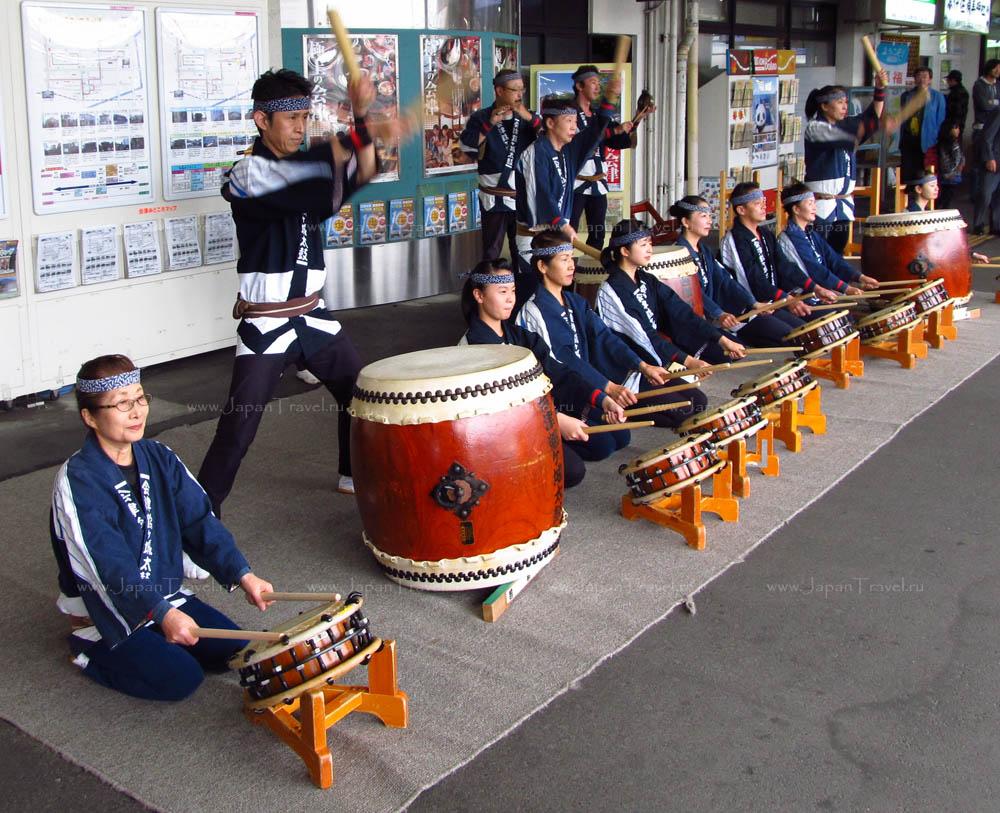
[379,539,559,584]
[352,363,545,406]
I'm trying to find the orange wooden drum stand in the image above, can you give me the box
[745,418,781,477]
[806,337,864,390]
[857,302,925,369]
[924,302,958,348]
[766,386,827,453]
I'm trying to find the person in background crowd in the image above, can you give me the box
[936,119,964,211]
[899,67,946,193]
[944,69,969,137]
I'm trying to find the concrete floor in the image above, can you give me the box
[2,244,998,812]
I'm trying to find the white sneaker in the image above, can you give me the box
[182,552,211,580]
[336,475,355,495]
[296,369,321,385]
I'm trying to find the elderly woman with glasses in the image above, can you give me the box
[50,354,274,701]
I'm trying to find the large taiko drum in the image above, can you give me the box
[230,593,381,710]
[618,433,724,504]
[644,245,704,316]
[349,345,566,591]
[572,257,607,308]
[861,210,972,300]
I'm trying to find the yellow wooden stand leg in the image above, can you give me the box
[909,319,929,358]
[620,482,708,550]
[718,437,750,497]
[995,290,1000,304]
[860,324,921,369]
[925,303,958,348]
[806,337,864,389]
[245,639,409,789]
[773,398,803,452]
[746,417,780,477]
[700,462,739,522]
[797,386,827,435]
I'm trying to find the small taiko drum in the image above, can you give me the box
[783,310,858,359]
[618,433,724,504]
[676,396,768,446]
[731,359,817,410]
[644,245,704,316]
[861,210,971,300]
[349,345,565,591]
[572,258,607,308]
[856,301,921,345]
[231,594,381,710]
[890,278,951,316]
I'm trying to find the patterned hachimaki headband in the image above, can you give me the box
[493,70,521,87]
[541,103,578,117]
[782,191,814,205]
[532,243,574,257]
[675,200,712,214]
[76,368,141,394]
[252,96,311,113]
[573,71,599,83]
[731,189,764,206]
[609,228,653,248]
[816,89,847,104]
[911,174,937,187]
[465,269,516,285]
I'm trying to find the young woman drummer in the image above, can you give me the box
[671,195,799,348]
[597,219,746,379]
[460,259,626,487]
[516,231,678,461]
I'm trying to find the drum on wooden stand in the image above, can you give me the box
[230,593,381,711]
[644,245,704,316]
[731,359,817,410]
[890,278,951,316]
[856,301,921,345]
[618,433,724,504]
[783,310,858,359]
[349,345,566,591]
[572,258,607,308]
[676,396,768,445]
[861,210,972,300]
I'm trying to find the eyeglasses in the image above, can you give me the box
[95,394,153,412]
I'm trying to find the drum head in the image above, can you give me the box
[351,345,551,425]
[863,209,965,235]
[797,330,858,360]
[230,599,360,669]
[856,302,914,329]
[645,245,699,279]
[783,309,850,340]
[573,258,607,284]
[733,359,808,394]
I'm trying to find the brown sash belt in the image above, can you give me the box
[479,185,517,198]
[233,292,320,320]
[813,193,853,200]
[576,173,607,183]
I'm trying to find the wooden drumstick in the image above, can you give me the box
[583,420,654,435]
[735,294,809,322]
[871,279,925,288]
[190,627,287,643]
[261,591,342,603]
[861,35,883,75]
[634,380,702,401]
[893,87,930,125]
[327,8,361,84]
[740,346,803,354]
[655,358,775,379]
[835,291,890,300]
[806,302,864,312]
[572,237,603,261]
[618,401,691,419]
[973,262,1000,269]
[612,35,631,80]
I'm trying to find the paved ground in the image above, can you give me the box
[2,236,997,812]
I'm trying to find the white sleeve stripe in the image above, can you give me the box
[517,299,556,359]
[777,232,809,276]
[228,156,333,198]
[52,465,132,637]
[721,234,752,293]
[596,283,661,364]
[520,148,540,225]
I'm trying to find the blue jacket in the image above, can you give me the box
[777,221,860,292]
[721,221,814,302]
[596,266,721,365]
[462,315,609,414]
[573,107,634,196]
[675,235,755,320]
[901,87,946,154]
[460,106,541,213]
[51,433,251,649]
[515,102,613,229]
[517,286,646,392]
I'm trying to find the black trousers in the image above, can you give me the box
[197,332,362,515]
[570,192,609,251]
[812,220,850,255]
[481,208,518,261]
[638,377,708,429]
[562,442,586,488]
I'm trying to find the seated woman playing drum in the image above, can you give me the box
[671,195,799,347]
[460,260,627,487]
[517,231,677,462]
[596,220,743,416]
[777,183,880,294]
[50,355,274,701]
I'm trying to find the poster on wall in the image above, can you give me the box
[304,34,400,182]
[944,0,990,34]
[358,201,386,244]
[35,231,77,293]
[157,9,260,200]
[164,216,202,270]
[0,241,19,299]
[875,41,910,87]
[423,194,447,235]
[388,198,414,240]
[325,204,354,247]
[80,225,121,285]
[493,38,519,76]
[203,212,237,264]
[123,221,163,278]
[750,76,778,169]
[421,35,482,176]
[534,67,627,192]
[448,191,468,232]
[21,3,154,215]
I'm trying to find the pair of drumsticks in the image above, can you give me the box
[193,591,342,642]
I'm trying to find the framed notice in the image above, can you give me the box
[35,231,77,293]
[157,8,261,200]
[325,204,354,247]
[0,85,8,219]
[0,241,19,299]
[423,195,446,236]
[421,35,481,176]
[22,3,154,214]
[304,34,400,182]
